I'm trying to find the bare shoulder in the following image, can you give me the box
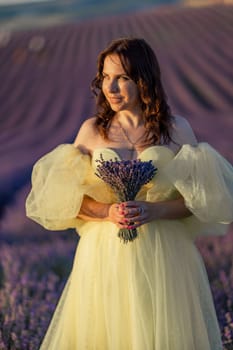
[171,115,198,148]
[73,117,99,153]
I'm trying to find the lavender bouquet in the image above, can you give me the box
[95,155,157,243]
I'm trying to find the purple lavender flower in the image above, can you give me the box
[95,155,157,243]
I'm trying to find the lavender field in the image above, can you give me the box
[0,2,233,349]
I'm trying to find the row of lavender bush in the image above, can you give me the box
[0,228,233,349]
[196,229,233,349]
[0,231,77,350]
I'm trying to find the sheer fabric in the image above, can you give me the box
[26,143,233,350]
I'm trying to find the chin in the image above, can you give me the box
[109,104,124,112]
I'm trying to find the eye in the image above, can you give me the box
[119,75,130,81]
[102,74,109,80]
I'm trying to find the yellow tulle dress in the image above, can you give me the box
[26,143,233,350]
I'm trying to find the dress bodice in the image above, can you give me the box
[91,146,177,202]
[92,145,175,168]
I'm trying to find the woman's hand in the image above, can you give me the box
[112,197,192,229]
[107,203,130,228]
[116,201,154,229]
[107,201,153,229]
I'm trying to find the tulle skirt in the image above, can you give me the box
[39,219,223,350]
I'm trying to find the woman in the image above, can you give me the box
[26,37,233,350]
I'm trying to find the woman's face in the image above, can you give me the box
[102,54,141,114]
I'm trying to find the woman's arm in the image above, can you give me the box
[119,198,191,229]
[77,195,110,221]
[77,196,192,229]
[78,196,128,228]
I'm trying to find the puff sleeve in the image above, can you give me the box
[164,143,233,236]
[26,144,90,230]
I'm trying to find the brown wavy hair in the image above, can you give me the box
[91,37,174,145]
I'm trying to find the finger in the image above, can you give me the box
[121,207,140,218]
[119,202,137,212]
[109,204,125,219]
[117,222,132,229]
[126,208,146,220]
[126,221,145,229]
[117,204,127,216]
[122,201,137,206]
[124,215,141,223]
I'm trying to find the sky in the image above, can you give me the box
[0,0,53,4]
[0,0,229,32]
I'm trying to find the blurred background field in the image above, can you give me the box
[0,0,233,349]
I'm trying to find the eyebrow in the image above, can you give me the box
[102,72,128,77]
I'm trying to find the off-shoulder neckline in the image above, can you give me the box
[92,145,176,161]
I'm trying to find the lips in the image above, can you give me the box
[108,96,122,104]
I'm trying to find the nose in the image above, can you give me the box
[107,79,119,93]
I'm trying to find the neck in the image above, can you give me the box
[116,111,143,129]
[117,120,146,151]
